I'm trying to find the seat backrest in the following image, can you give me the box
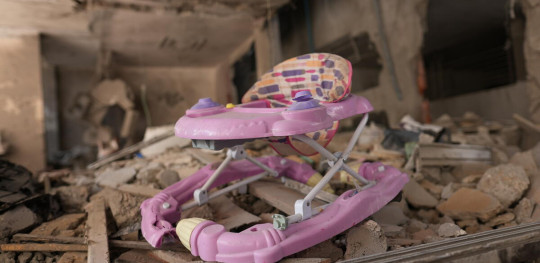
[241,53,352,107]
[241,53,353,156]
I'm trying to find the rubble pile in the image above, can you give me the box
[0,112,539,262]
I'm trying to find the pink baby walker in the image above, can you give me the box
[141,53,408,263]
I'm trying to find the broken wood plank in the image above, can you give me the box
[85,198,110,263]
[12,234,85,244]
[210,195,260,230]
[416,143,492,171]
[117,184,161,197]
[0,243,87,252]
[11,234,188,252]
[249,181,326,216]
[282,178,338,203]
[87,130,174,170]
[185,148,223,165]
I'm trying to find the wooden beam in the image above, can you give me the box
[249,180,326,215]
[85,198,110,263]
[0,243,87,252]
[11,234,188,252]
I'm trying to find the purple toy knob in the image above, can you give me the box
[293,91,313,102]
[289,91,319,111]
[191,98,221,110]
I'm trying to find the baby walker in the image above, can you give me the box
[140,53,408,263]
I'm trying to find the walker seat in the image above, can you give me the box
[141,53,408,263]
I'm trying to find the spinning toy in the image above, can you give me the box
[141,53,408,263]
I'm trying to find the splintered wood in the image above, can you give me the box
[211,196,261,230]
[85,198,109,263]
[249,180,326,215]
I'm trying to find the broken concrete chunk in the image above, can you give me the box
[437,223,467,237]
[91,188,146,228]
[403,179,439,208]
[510,151,539,176]
[30,213,85,236]
[437,188,502,222]
[56,252,87,263]
[0,206,39,238]
[136,163,163,184]
[372,202,408,226]
[417,209,440,224]
[412,228,437,243]
[486,213,515,227]
[344,220,387,259]
[420,180,443,198]
[441,183,455,200]
[156,169,180,189]
[514,198,534,224]
[17,252,33,263]
[96,167,136,188]
[477,164,530,207]
[406,219,427,233]
[51,186,90,213]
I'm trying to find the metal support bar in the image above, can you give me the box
[200,153,233,191]
[183,172,268,211]
[246,155,279,177]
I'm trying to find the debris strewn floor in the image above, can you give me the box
[0,113,539,262]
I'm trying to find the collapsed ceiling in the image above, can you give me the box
[0,0,290,67]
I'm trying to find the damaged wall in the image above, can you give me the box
[522,0,540,123]
[0,33,46,172]
[281,0,427,126]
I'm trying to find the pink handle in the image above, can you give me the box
[190,162,408,263]
[140,156,317,247]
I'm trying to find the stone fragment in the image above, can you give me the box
[344,220,387,259]
[297,240,343,262]
[406,219,427,233]
[457,219,478,228]
[477,164,529,207]
[438,215,455,224]
[461,174,482,184]
[510,151,538,176]
[514,198,534,224]
[526,171,540,221]
[437,188,502,222]
[0,252,16,263]
[96,167,136,188]
[91,188,146,228]
[0,206,39,238]
[403,180,438,208]
[420,180,443,197]
[441,183,454,199]
[17,252,33,263]
[486,213,515,227]
[51,186,89,212]
[136,163,163,184]
[437,223,467,237]
[57,252,87,263]
[412,228,437,243]
[372,203,408,226]
[380,224,404,238]
[417,209,439,224]
[30,213,85,236]
[156,169,180,188]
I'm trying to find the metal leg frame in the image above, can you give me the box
[273,114,375,230]
[188,145,278,211]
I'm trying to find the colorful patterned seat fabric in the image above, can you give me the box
[241,53,353,156]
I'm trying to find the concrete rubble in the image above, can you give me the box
[0,113,539,262]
